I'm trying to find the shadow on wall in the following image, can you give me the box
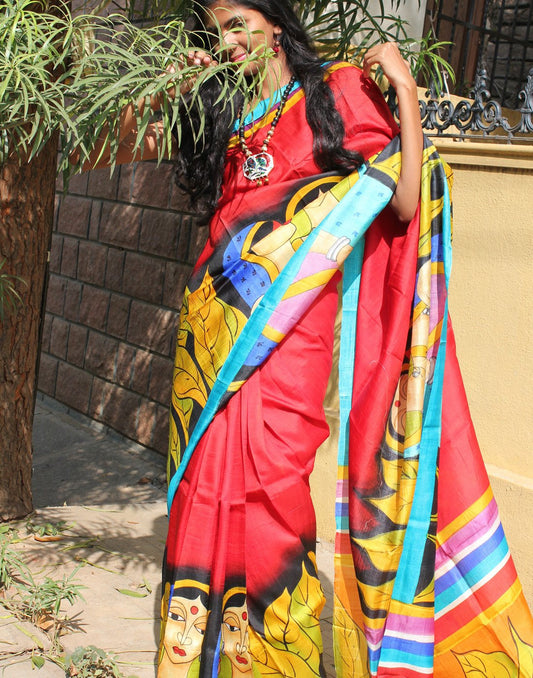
[39,159,209,455]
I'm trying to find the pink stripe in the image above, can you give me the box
[435,499,499,570]
[294,252,337,281]
[385,612,434,637]
[364,624,384,648]
[362,613,434,650]
[336,479,348,499]
[268,288,319,333]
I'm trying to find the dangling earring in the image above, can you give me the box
[273,33,281,55]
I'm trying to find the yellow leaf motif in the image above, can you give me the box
[168,396,194,468]
[351,530,404,575]
[510,621,533,678]
[168,415,178,475]
[249,559,325,677]
[332,594,370,678]
[454,649,518,678]
[172,347,207,406]
[186,268,247,389]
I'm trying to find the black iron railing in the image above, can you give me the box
[387,65,533,142]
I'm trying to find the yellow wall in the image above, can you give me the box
[310,139,533,601]
[443,147,533,477]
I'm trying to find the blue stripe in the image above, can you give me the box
[381,634,434,657]
[335,502,349,517]
[435,529,510,612]
[377,647,434,670]
[212,630,222,678]
[436,523,506,593]
[403,442,420,460]
[233,80,301,131]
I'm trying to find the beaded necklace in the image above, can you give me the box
[238,75,297,187]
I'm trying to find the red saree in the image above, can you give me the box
[158,63,533,678]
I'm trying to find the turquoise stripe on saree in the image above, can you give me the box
[392,161,452,605]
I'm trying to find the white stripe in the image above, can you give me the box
[435,549,511,619]
[435,511,501,579]
[384,629,434,644]
[366,638,383,653]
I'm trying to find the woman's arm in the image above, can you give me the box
[70,96,168,171]
[363,43,423,223]
[73,53,215,171]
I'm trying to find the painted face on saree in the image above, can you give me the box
[222,604,252,673]
[163,594,208,667]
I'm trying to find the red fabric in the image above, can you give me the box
[162,63,402,674]
[193,65,397,270]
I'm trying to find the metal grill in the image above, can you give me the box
[424,0,533,109]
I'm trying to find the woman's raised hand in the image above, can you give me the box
[179,50,218,95]
[185,49,216,69]
[362,42,423,223]
[151,51,217,110]
[362,42,415,93]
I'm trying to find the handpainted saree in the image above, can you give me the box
[159,63,533,678]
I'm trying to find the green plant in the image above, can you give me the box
[1,0,455,173]
[25,518,72,539]
[65,645,137,677]
[123,0,454,88]
[1,0,265,172]
[18,568,85,646]
[295,1,454,93]
[0,532,30,590]
[0,0,73,164]
[405,30,455,94]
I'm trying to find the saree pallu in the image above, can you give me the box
[159,67,533,678]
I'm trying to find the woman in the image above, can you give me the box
[81,1,533,676]
[158,3,423,677]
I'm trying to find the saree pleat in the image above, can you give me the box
[159,63,533,678]
[161,278,338,678]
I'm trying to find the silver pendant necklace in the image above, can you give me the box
[238,76,296,187]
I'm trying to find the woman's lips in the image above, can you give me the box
[173,647,186,656]
[236,655,248,664]
[230,51,247,63]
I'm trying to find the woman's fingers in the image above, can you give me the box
[186,50,215,67]
[362,42,414,89]
[177,50,218,94]
[152,50,219,106]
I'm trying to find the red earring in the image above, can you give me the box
[273,34,281,54]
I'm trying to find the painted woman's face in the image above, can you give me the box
[206,1,280,75]
[164,594,209,666]
[222,602,252,673]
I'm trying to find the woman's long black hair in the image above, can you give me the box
[176,0,364,218]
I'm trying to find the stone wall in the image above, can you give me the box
[38,161,204,454]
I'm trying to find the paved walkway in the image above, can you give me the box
[0,395,335,678]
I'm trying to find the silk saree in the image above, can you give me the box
[159,63,533,678]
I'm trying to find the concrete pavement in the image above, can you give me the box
[0,395,336,677]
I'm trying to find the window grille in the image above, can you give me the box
[402,0,533,140]
[424,0,533,109]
